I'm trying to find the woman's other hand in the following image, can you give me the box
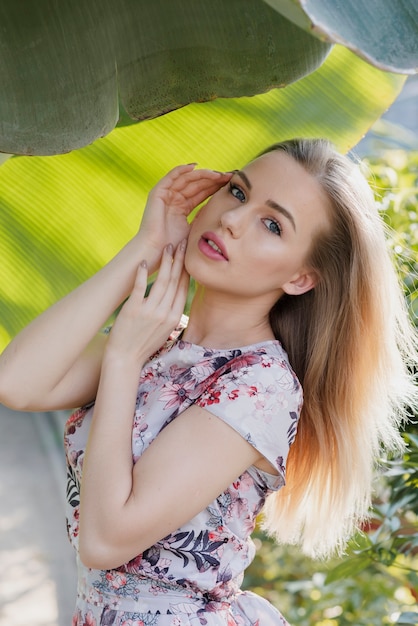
[104,240,189,369]
[138,165,231,255]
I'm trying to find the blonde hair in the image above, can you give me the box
[259,138,418,558]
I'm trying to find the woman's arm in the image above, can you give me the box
[79,244,262,569]
[80,402,261,570]
[0,166,230,411]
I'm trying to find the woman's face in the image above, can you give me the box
[185,150,331,307]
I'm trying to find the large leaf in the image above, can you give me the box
[0,0,330,155]
[265,0,418,73]
[0,46,405,350]
[1,0,416,155]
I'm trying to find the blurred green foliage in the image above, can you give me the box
[244,149,418,625]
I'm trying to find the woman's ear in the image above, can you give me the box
[282,268,319,296]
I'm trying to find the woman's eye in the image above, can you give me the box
[229,182,246,203]
[262,218,282,236]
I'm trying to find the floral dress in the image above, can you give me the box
[64,318,303,626]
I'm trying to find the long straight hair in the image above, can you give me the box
[259,139,418,557]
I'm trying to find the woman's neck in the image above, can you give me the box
[182,286,276,349]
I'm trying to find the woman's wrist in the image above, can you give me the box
[128,231,163,275]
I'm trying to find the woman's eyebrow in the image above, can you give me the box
[267,200,296,232]
[234,170,252,189]
[234,170,296,232]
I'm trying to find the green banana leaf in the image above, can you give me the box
[0,0,331,155]
[265,0,418,73]
[1,0,416,155]
[0,45,406,350]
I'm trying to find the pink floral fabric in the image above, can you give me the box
[64,318,302,625]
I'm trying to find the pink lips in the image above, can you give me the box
[198,232,229,261]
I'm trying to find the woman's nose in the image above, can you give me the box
[220,207,244,238]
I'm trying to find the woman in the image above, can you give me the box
[0,138,416,625]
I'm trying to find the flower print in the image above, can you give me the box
[139,368,154,383]
[261,356,275,368]
[132,417,149,446]
[216,564,233,586]
[206,506,224,529]
[68,507,80,538]
[170,619,183,626]
[287,411,299,446]
[234,366,252,378]
[123,554,143,574]
[241,515,256,536]
[230,352,262,371]
[105,572,127,589]
[138,553,177,587]
[136,389,150,407]
[190,363,214,382]
[152,558,171,582]
[227,370,244,383]
[227,494,249,520]
[275,360,300,393]
[68,449,83,468]
[151,358,164,373]
[65,406,88,431]
[203,388,221,405]
[276,456,285,475]
[276,391,289,410]
[99,607,118,625]
[169,364,189,379]
[232,472,254,493]
[80,610,96,626]
[217,492,232,516]
[159,380,195,409]
[120,617,155,626]
[170,601,206,622]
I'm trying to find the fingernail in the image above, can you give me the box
[166,243,173,254]
[140,260,147,269]
[180,239,187,251]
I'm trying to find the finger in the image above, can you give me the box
[133,260,149,295]
[123,260,149,311]
[155,163,198,190]
[183,179,229,208]
[154,240,187,312]
[168,175,231,216]
[144,244,175,308]
[170,267,190,322]
[170,169,231,196]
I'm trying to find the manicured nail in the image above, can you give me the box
[140,260,147,269]
[180,239,187,251]
[166,243,173,254]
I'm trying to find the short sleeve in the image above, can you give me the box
[194,350,302,481]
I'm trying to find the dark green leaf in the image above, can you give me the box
[325,554,372,584]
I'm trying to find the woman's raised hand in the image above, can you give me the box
[104,240,189,368]
[138,165,231,255]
